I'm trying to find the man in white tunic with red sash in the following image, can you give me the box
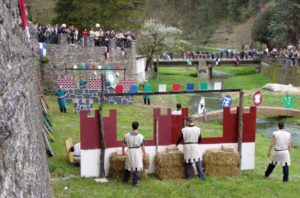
[176,117,205,180]
[264,122,291,183]
[122,121,146,186]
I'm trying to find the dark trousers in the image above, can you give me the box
[123,169,140,186]
[265,162,289,182]
[60,107,67,113]
[186,160,205,180]
[144,98,150,105]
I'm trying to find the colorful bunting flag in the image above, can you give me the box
[173,84,180,91]
[214,82,222,90]
[130,85,138,93]
[116,85,123,93]
[187,83,194,91]
[200,83,208,90]
[159,84,166,92]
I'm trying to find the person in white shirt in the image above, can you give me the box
[122,121,146,186]
[264,122,291,182]
[176,117,205,180]
[172,103,182,115]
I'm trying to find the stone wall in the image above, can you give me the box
[0,1,51,197]
[66,89,134,110]
[262,62,300,86]
[35,37,138,94]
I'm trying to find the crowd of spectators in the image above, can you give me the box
[29,22,135,49]
[29,23,78,44]
[178,49,259,60]
[264,48,300,66]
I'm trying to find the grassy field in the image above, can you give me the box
[214,66,256,76]
[48,67,300,197]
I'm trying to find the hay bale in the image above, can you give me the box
[155,151,187,179]
[221,144,234,152]
[202,148,240,176]
[108,152,149,180]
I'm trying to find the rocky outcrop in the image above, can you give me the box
[0,1,51,197]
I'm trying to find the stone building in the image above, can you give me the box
[33,35,147,94]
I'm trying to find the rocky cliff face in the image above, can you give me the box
[0,1,51,197]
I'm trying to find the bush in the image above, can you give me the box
[40,56,49,63]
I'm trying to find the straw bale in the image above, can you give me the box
[166,144,179,153]
[202,148,240,176]
[155,151,190,179]
[203,165,240,176]
[108,152,149,180]
[221,144,234,152]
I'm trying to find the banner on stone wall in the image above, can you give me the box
[39,43,47,57]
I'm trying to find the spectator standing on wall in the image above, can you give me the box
[90,28,95,41]
[74,28,78,43]
[82,28,89,46]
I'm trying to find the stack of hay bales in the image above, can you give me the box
[108,152,150,180]
[202,148,240,176]
[155,151,188,179]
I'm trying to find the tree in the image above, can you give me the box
[251,5,273,49]
[267,0,300,48]
[137,19,184,71]
[252,0,300,49]
[52,0,143,31]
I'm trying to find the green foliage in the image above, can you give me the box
[39,56,49,63]
[52,0,143,31]
[252,0,300,48]
[140,0,269,43]
[267,0,300,48]
[251,5,273,46]
[138,19,184,70]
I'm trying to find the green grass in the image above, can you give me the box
[50,133,300,198]
[48,66,300,197]
[223,73,274,90]
[214,66,256,76]
[197,46,219,52]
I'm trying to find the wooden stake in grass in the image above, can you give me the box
[238,89,244,171]
[99,74,106,177]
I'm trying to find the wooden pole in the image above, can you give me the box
[98,74,105,177]
[155,118,158,152]
[238,90,244,170]
[156,54,159,80]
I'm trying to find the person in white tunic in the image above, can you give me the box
[172,103,182,115]
[264,122,291,182]
[176,117,205,180]
[122,121,146,186]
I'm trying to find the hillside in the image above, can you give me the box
[25,0,56,25]
[24,0,268,49]
[208,18,255,49]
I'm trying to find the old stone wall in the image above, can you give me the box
[262,62,300,86]
[35,37,138,94]
[66,88,134,109]
[0,1,51,197]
